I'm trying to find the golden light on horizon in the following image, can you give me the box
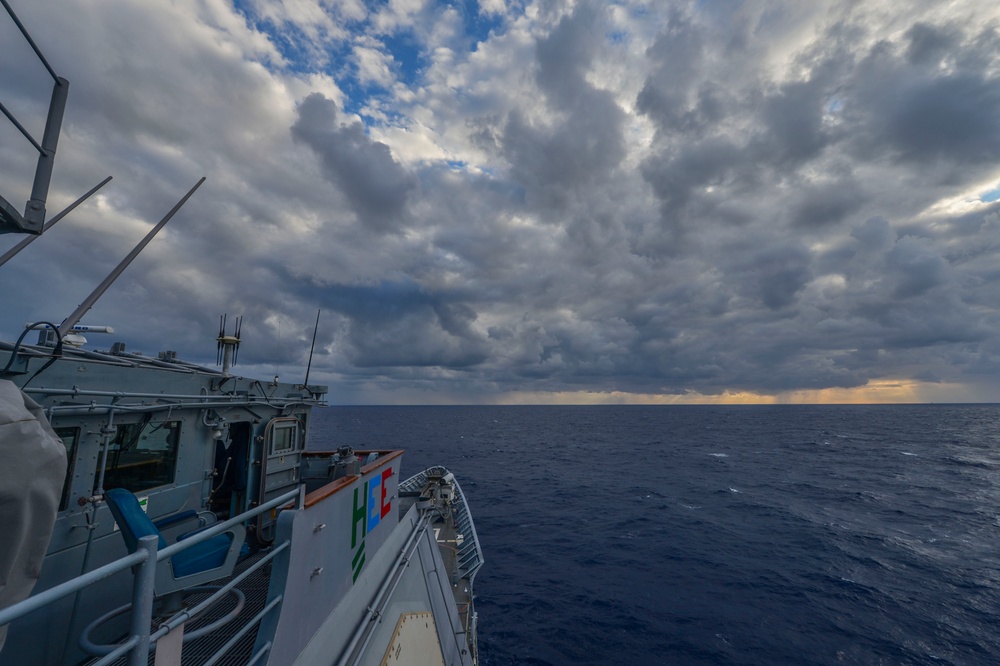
[776,380,937,404]
[499,379,978,405]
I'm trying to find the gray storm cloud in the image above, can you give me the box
[291,93,416,233]
[2,0,1000,403]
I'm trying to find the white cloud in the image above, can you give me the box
[371,0,430,35]
[352,42,396,87]
[478,0,507,17]
[245,0,348,42]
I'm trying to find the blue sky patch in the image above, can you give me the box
[458,0,506,51]
[981,187,1000,203]
[233,1,331,75]
[382,31,427,87]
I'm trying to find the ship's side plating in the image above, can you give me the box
[262,459,480,666]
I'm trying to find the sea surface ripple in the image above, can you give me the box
[309,405,1000,665]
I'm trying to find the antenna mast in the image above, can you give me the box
[217,314,242,377]
[0,0,70,235]
[303,309,321,387]
[0,176,112,268]
[57,178,205,337]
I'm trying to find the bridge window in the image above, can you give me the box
[97,419,180,494]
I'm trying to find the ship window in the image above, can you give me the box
[54,427,79,511]
[97,419,180,494]
[268,422,298,456]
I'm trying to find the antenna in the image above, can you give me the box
[217,314,242,377]
[0,0,70,235]
[0,176,112,268]
[303,309,321,387]
[275,318,281,380]
[216,314,226,365]
[57,178,205,337]
[233,316,242,365]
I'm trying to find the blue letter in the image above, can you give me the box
[367,473,382,533]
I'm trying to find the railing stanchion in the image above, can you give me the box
[129,535,158,666]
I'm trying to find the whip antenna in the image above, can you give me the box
[57,177,205,337]
[0,176,112,268]
[303,309,321,387]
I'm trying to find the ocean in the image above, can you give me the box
[308,405,1000,665]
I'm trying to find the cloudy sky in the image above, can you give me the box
[2,0,1000,404]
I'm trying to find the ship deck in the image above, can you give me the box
[396,493,476,647]
[91,549,273,666]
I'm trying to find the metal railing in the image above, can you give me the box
[398,466,484,665]
[449,474,484,583]
[398,466,484,583]
[0,487,303,666]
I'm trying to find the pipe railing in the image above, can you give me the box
[0,487,303,664]
[0,549,149,627]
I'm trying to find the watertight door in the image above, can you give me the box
[256,417,303,542]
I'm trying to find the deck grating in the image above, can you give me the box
[89,549,274,666]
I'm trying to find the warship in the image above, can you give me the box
[0,4,482,665]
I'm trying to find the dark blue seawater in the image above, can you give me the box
[308,405,1000,665]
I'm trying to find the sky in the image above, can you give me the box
[2,0,1000,405]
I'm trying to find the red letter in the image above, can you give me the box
[381,468,392,518]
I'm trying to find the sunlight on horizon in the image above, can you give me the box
[497,379,987,405]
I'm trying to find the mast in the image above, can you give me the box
[0,177,112,268]
[0,0,69,235]
[303,309,321,387]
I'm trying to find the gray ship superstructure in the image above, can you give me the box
[0,5,482,665]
